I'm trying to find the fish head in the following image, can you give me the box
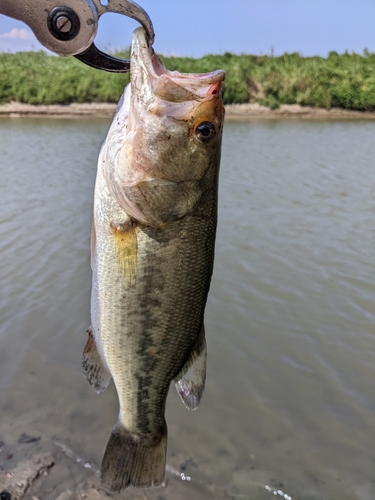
[102,28,225,226]
[127,27,225,183]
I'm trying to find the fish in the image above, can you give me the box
[82,27,225,492]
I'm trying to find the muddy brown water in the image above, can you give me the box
[1,117,375,500]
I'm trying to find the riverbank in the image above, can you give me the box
[3,50,375,110]
[1,101,375,120]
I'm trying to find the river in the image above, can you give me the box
[1,117,375,500]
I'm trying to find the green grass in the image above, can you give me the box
[1,49,375,109]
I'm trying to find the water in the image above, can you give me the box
[1,117,375,499]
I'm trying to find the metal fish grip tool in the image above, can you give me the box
[0,0,154,72]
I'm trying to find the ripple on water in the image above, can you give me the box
[1,118,375,499]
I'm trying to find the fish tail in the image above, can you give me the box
[100,420,167,492]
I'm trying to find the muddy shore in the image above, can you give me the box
[1,101,375,120]
[0,437,235,500]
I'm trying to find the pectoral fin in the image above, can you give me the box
[111,221,137,287]
[174,325,207,411]
[82,326,111,394]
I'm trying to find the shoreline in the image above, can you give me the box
[1,101,375,120]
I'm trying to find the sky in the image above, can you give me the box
[1,0,375,58]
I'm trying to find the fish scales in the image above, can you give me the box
[83,27,225,492]
[93,166,216,428]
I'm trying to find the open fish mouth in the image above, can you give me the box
[130,27,225,106]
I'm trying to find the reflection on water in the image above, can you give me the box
[1,118,375,499]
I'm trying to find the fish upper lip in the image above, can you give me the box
[131,27,225,101]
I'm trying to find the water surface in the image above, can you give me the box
[1,117,375,499]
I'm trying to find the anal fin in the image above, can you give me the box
[82,326,111,394]
[174,325,207,411]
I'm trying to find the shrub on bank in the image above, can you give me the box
[1,49,375,110]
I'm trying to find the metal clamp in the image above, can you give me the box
[0,0,154,72]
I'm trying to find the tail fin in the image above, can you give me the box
[100,420,167,492]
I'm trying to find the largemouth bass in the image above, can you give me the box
[83,27,225,492]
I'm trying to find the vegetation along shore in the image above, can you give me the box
[1,49,375,115]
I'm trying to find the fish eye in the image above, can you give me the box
[195,122,217,143]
